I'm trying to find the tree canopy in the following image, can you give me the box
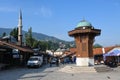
[93,43,103,48]
[9,27,71,52]
[2,32,6,37]
[25,27,34,48]
[10,27,18,41]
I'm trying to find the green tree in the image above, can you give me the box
[32,39,39,48]
[10,27,18,41]
[25,27,60,51]
[47,41,59,51]
[25,27,34,48]
[93,43,103,48]
[37,41,47,51]
[2,32,6,37]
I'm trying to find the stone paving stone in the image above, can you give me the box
[41,64,120,80]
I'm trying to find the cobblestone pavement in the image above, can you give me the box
[0,64,60,80]
[41,64,120,80]
[0,64,120,80]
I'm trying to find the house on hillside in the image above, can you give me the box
[54,48,67,56]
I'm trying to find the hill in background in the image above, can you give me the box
[0,27,74,46]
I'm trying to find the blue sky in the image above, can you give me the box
[0,0,120,47]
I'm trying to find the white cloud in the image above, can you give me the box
[40,6,52,17]
[34,6,52,17]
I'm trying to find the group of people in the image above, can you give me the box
[60,56,76,64]
[49,57,59,67]
[49,56,76,67]
[105,60,118,67]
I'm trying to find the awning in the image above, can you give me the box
[0,41,33,53]
[103,48,120,60]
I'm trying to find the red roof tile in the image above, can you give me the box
[93,46,116,55]
[64,46,117,56]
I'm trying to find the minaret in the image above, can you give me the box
[18,9,23,46]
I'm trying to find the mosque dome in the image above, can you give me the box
[76,20,92,28]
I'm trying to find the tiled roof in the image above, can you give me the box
[69,48,76,53]
[93,47,103,55]
[0,41,33,53]
[64,46,117,57]
[93,46,116,55]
